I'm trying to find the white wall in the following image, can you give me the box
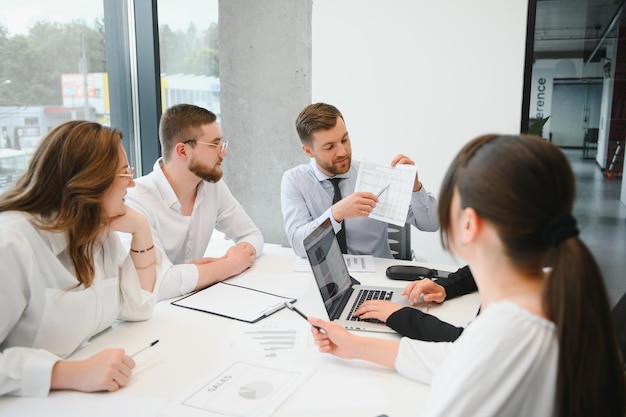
[598,42,617,168]
[312,0,529,266]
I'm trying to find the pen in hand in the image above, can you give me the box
[131,339,159,358]
[376,183,390,198]
[284,302,325,333]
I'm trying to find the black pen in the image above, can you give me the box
[284,302,325,333]
[131,339,159,357]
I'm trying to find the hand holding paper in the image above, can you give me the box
[355,161,417,226]
[391,153,422,192]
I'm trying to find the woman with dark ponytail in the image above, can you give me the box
[308,134,625,416]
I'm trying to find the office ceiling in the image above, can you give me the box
[534,0,626,61]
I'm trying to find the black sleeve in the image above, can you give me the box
[386,307,464,342]
[439,265,478,300]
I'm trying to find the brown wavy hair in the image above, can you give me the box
[0,120,122,288]
[438,134,625,416]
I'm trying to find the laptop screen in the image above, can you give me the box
[303,218,353,318]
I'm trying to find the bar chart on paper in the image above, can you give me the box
[246,328,297,358]
[218,319,308,362]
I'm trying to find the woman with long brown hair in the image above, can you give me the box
[309,134,625,416]
[0,121,160,397]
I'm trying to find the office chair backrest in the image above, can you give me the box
[586,128,599,144]
[387,223,413,261]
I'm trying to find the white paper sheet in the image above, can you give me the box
[355,162,417,227]
[172,282,294,323]
[216,318,309,363]
[164,361,313,417]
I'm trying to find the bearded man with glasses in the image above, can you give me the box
[125,104,264,299]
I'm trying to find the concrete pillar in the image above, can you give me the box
[219,0,312,246]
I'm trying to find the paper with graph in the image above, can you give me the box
[355,162,417,227]
[216,319,309,364]
[171,360,312,417]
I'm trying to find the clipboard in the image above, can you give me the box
[171,282,296,323]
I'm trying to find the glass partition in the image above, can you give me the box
[529,0,623,172]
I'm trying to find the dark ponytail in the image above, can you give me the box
[439,134,625,416]
[545,237,625,417]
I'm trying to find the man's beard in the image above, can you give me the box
[319,154,351,176]
[189,158,223,183]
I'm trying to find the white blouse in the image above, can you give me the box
[0,211,159,397]
[396,301,558,417]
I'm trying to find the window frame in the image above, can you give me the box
[104,0,162,176]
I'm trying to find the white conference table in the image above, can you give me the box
[0,244,480,417]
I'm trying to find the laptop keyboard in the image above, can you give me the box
[346,289,393,322]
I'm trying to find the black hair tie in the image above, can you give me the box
[542,213,579,248]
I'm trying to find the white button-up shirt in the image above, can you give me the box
[125,159,264,299]
[0,211,159,397]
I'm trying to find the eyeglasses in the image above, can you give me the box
[116,166,135,179]
[183,138,229,153]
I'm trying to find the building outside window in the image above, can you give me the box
[157,0,219,118]
[0,0,219,195]
[0,0,107,194]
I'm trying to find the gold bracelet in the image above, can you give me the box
[134,260,156,270]
[130,244,155,254]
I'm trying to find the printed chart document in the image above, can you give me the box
[355,162,417,227]
[293,254,375,273]
[164,361,313,417]
[217,319,310,363]
[343,254,376,271]
[172,282,295,323]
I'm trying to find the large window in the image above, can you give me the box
[0,0,220,194]
[157,0,219,118]
[0,1,107,194]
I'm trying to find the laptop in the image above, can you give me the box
[303,217,425,333]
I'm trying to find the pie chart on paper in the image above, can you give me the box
[238,381,274,400]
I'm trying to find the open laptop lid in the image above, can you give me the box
[303,218,359,320]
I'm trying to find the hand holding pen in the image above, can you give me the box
[307,316,367,361]
[376,183,390,199]
[51,348,137,393]
[284,302,325,333]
